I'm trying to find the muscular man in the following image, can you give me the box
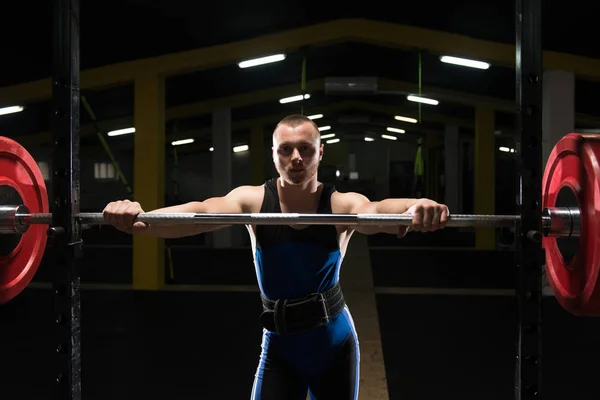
[103,114,449,399]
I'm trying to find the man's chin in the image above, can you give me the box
[282,174,307,185]
[287,178,305,185]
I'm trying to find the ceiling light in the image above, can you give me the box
[326,138,340,144]
[279,94,310,104]
[0,105,24,116]
[171,138,194,146]
[320,133,335,139]
[386,127,405,134]
[233,144,249,153]
[238,54,286,68]
[407,95,439,105]
[499,146,515,153]
[318,125,331,131]
[107,127,135,137]
[364,137,375,142]
[381,134,397,141]
[394,115,418,123]
[307,114,323,120]
[209,147,214,152]
[440,55,490,70]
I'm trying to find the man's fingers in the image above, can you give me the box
[125,203,141,228]
[431,207,442,230]
[132,221,148,234]
[411,205,423,232]
[440,206,449,228]
[101,200,145,234]
[422,206,434,232]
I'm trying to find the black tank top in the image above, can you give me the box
[255,178,339,251]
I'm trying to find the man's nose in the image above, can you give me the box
[291,148,302,161]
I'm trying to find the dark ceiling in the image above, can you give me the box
[0,0,598,153]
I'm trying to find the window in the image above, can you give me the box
[94,162,117,180]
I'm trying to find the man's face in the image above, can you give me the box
[272,122,323,185]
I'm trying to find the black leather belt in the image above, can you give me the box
[259,282,345,336]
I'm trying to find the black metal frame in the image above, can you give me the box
[514,0,543,399]
[51,0,82,399]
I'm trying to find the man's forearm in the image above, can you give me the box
[373,198,419,214]
[137,201,229,238]
[351,198,419,235]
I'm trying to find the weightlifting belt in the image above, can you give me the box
[259,282,345,336]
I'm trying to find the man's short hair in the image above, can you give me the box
[275,114,320,133]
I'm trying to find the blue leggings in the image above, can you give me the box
[251,309,360,400]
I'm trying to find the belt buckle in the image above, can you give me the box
[317,292,330,324]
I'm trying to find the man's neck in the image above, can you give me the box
[277,176,320,207]
[278,176,319,192]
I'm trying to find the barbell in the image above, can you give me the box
[0,133,599,316]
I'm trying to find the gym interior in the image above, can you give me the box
[1,1,599,399]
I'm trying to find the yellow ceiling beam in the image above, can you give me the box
[353,19,600,80]
[0,21,347,105]
[1,19,599,106]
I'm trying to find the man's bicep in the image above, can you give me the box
[340,192,377,214]
[200,186,258,214]
[199,196,243,214]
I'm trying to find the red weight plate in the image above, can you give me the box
[0,136,48,303]
[542,133,600,315]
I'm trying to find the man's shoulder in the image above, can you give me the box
[227,184,265,212]
[330,190,370,213]
[228,184,266,199]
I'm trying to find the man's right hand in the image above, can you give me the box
[102,199,147,234]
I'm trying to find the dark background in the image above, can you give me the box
[2,0,600,399]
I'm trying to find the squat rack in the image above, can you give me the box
[52,0,82,399]
[514,0,543,399]
[49,0,543,399]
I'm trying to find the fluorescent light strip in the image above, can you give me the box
[407,95,439,105]
[440,55,490,70]
[0,105,24,116]
[386,127,405,134]
[381,134,397,141]
[208,145,250,152]
[318,125,331,131]
[238,54,286,68]
[394,115,418,124]
[499,146,515,153]
[279,94,310,104]
[320,133,335,139]
[172,138,194,146]
[307,114,323,120]
[107,127,135,137]
[364,137,375,142]
[326,138,340,144]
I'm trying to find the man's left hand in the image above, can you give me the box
[398,199,449,237]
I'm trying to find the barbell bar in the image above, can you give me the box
[1,133,600,317]
[0,204,582,236]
